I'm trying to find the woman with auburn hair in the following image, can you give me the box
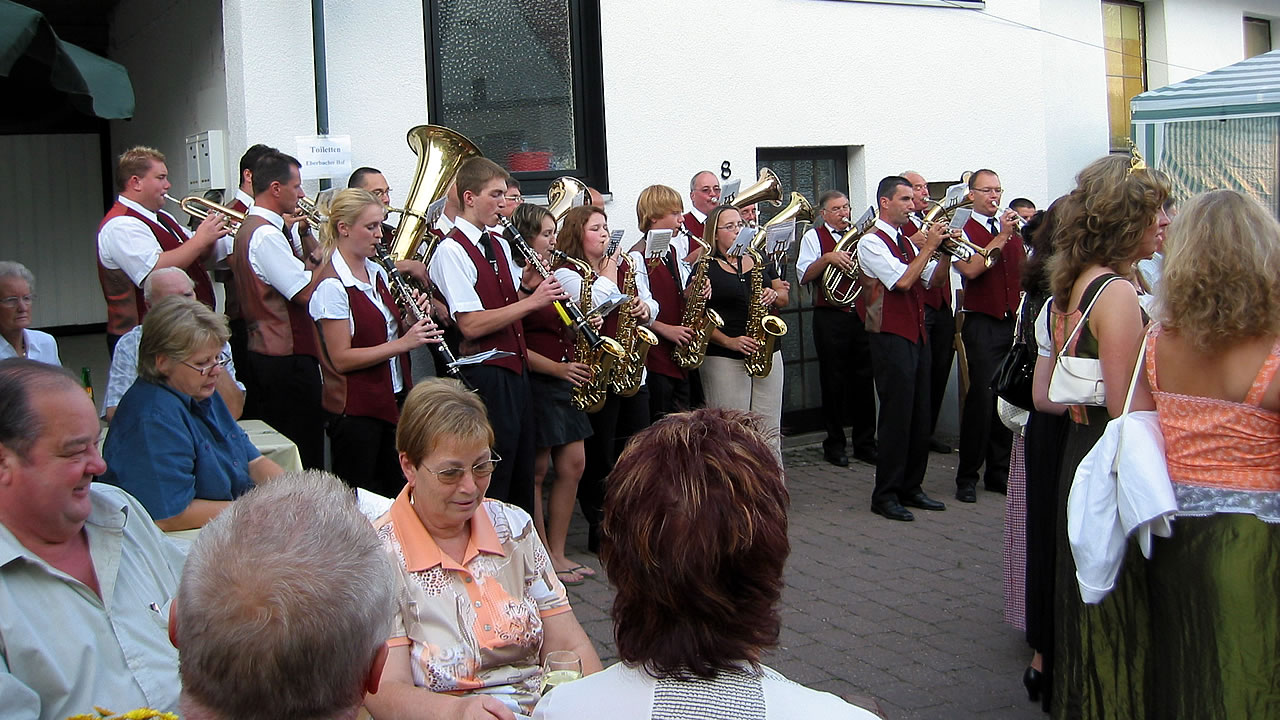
[533,407,877,719]
[1034,154,1169,719]
[368,378,601,720]
[309,188,439,497]
[1127,189,1280,717]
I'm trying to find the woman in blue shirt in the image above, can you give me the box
[102,295,283,531]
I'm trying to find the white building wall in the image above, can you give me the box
[108,0,229,194]
[1147,0,1280,88]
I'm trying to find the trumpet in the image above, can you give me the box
[932,224,1001,269]
[996,207,1029,231]
[296,196,326,227]
[165,194,245,231]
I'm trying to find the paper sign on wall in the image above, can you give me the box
[295,135,352,180]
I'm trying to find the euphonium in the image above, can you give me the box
[743,249,788,378]
[166,194,245,232]
[547,176,590,224]
[552,250,625,413]
[671,229,724,369]
[731,168,784,209]
[820,211,877,307]
[389,125,482,267]
[610,260,658,397]
[750,191,815,255]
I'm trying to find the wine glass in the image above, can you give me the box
[540,650,583,694]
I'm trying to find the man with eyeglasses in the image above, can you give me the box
[348,166,431,288]
[684,170,721,239]
[103,267,245,423]
[952,169,1026,503]
[796,190,878,468]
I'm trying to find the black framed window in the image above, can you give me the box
[755,146,850,434]
[423,0,608,195]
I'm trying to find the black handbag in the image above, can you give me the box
[992,294,1036,412]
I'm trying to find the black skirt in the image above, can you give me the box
[529,373,593,448]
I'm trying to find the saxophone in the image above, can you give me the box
[551,250,625,413]
[610,260,658,397]
[742,249,788,378]
[672,229,725,370]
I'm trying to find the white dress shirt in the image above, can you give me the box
[309,251,404,392]
[97,196,198,285]
[434,214,456,236]
[103,325,243,414]
[857,219,937,291]
[960,209,1001,252]
[687,207,707,225]
[428,217,523,319]
[0,329,59,366]
[246,206,311,300]
[554,254,656,385]
[796,223,848,280]
[216,189,256,260]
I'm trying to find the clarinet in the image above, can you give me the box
[496,214,609,350]
[372,245,468,384]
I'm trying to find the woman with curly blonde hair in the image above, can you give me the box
[1034,153,1169,719]
[1125,189,1280,717]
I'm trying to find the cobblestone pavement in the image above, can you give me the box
[560,440,1043,720]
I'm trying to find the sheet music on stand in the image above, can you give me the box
[644,229,673,259]
[854,206,875,229]
[765,221,796,257]
[605,229,626,259]
[720,178,741,205]
[422,197,447,225]
[591,293,631,317]
[726,227,755,257]
[944,183,968,203]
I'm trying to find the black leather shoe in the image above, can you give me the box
[852,447,879,464]
[870,500,914,521]
[929,438,952,453]
[824,451,849,467]
[955,485,977,503]
[902,491,945,511]
[1023,666,1042,702]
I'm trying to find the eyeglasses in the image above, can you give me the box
[504,195,522,203]
[181,352,232,376]
[0,294,35,307]
[717,221,745,231]
[822,204,851,213]
[423,452,502,484]
[370,188,392,198]
[696,186,721,195]
[972,187,1002,195]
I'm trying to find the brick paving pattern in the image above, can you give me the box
[560,441,1043,720]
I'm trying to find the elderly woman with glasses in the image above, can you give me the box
[0,261,59,365]
[366,378,601,720]
[101,295,283,531]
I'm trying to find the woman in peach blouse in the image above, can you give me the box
[1130,189,1280,717]
[365,379,602,720]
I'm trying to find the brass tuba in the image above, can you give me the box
[547,176,590,224]
[166,194,245,232]
[750,191,814,255]
[731,167,783,210]
[388,125,483,266]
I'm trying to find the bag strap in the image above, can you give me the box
[1060,274,1123,353]
[1111,326,1153,475]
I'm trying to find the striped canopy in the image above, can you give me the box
[1131,49,1280,123]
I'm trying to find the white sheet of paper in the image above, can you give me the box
[452,349,515,367]
[727,226,755,256]
[645,229,673,259]
[855,206,875,228]
[721,178,741,204]
[606,229,626,258]
[949,208,973,230]
[765,220,796,255]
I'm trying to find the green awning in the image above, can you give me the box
[0,0,134,119]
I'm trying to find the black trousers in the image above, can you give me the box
[244,352,325,470]
[328,414,401,498]
[646,371,690,422]
[462,363,535,513]
[868,332,932,505]
[924,304,956,435]
[813,307,877,456]
[956,312,1015,489]
[581,388,650,532]
[227,318,255,417]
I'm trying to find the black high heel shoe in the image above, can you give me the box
[1023,666,1042,702]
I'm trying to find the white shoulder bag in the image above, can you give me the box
[1048,276,1122,406]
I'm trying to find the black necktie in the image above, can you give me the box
[478,233,499,274]
[897,232,912,258]
[989,218,1000,236]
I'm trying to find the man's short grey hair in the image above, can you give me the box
[0,261,35,290]
[690,170,715,192]
[0,359,79,460]
[177,471,398,720]
[142,267,194,304]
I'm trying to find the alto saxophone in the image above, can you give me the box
[672,229,724,370]
[610,260,657,397]
[742,249,788,378]
[551,250,624,413]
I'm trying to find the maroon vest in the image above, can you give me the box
[316,264,411,424]
[961,217,1024,319]
[902,218,951,310]
[96,202,216,337]
[450,229,527,374]
[644,255,686,380]
[220,197,251,321]
[861,228,927,343]
[811,225,854,313]
[230,214,319,358]
[682,211,704,240]
[524,303,575,365]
